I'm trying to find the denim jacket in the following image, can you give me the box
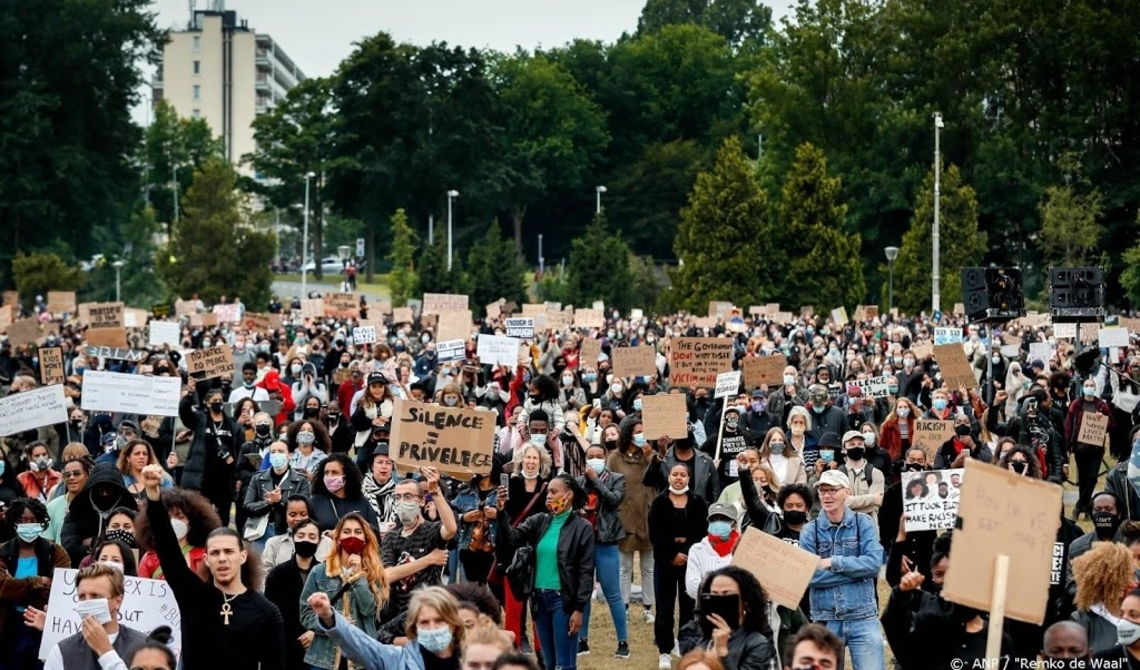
[320,610,430,670]
[300,562,382,669]
[453,486,500,548]
[798,507,882,621]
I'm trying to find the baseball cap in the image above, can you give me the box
[367,372,387,387]
[707,503,740,523]
[751,389,767,398]
[841,430,866,445]
[814,470,851,490]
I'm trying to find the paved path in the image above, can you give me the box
[271,278,389,302]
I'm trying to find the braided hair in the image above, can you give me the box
[7,497,50,533]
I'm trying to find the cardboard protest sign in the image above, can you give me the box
[934,328,961,345]
[544,310,570,331]
[573,308,604,329]
[708,301,733,319]
[186,345,235,380]
[38,347,64,386]
[392,307,414,324]
[853,305,866,322]
[174,299,197,316]
[1099,327,1130,349]
[612,346,657,378]
[7,317,41,347]
[389,397,495,478]
[123,308,148,328]
[581,338,602,366]
[299,299,323,319]
[715,371,742,400]
[0,384,67,436]
[1077,412,1109,448]
[850,376,892,399]
[505,318,535,339]
[2,290,18,308]
[243,312,282,333]
[81,370,181,416]
[742,355,787,389]
[865,305,879,319]
[436,339,466,364]
[943,459,1062,624]
[39,568,183,661]
[323,293,359,319]
[353,325,377,345]
[437,310,472,341]
[46,291,76,315]
[85,327,128,349]
[152,303,171,318]
[669,338,734,388]
[692,316,717,329]
[476,334,522,368]
[485,302,501,320]
[831,307,848,326]
[374,301,393,316]
[641,394,689,440]
[422,293,469,315]
[749,305,765,316]
[731,527,818,610]
[912,342,934,360]
[83,346,149,363]
[933,343,976,390]
[902,468,964,531]
[913,419,954,460]
[209,304,239,324]
[0,304,11,332]
[630,308,644,321]
[148,321,182,348]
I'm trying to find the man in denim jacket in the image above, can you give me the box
[799,469,886,670]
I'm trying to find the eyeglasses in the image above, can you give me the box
[62,471,85,479]
[817,487,842,497]
[392,493,421,503]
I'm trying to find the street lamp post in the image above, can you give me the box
[595,185,606,215]
[932,112,943,312]
[447,190,459,272]
[538,234,544,276]
[301,171,316,298]
[112,260,125,302]
[884,246,899,312]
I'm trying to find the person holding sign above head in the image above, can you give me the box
[179,377,240,525]
[798,470,884,670]
[41,562,149,670]
[1065,378,1115,521]
[140,463,284,670]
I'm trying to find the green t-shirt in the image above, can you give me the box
[534,510,571,590]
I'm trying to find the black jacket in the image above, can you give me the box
[60,463,138,566]
[678,621,777,670]
[882,587,1014,670]
[243,466,312,535]
[1106,462,1140,521]
[179,394,239,496]
[576,470,626,544]
[647,491,708,564]
[264,558,313,670]
[496,509,596,615]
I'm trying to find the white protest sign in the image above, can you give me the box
[851,376,892,399]
[715,371,742,400]
[1099,328,1130,348]
[1029,342,1053,363]
[934,328,961,345]
[352,325,377,345]
[39,568,183,661]
[437,339,466,363]
[1053,322,1077,339]
[81,370,181,416]
[148,321,182,348]
[476,334,522,368]
[505,318,535,339]
[902,468,964,531]
[999,344,1020,358]
[0,384,67,436]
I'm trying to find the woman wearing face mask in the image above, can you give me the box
[1000,445,1042,478]
[1095,588,1140,666]
[289,418,331,481]
[784,407,819,472]
[934,416,992,470]
[602,377,628,419]
[683,505,741,602]
[309,454,379,533]
[307,586,467,670]
[179,378,241,525]
[16,442,59,502]
[134,487,220,580]
[300,512,390,670]
[266,519,324,670]
[647,464,708,670]
[351,372,394,453]
[878,397,917,470]
[293,368,328,420]
[236,410,274,525]
[0,498,70,668]
[1066,379,1115,522]
[455,463,503,587]
[606,416,658,628]
[558,370,586,414]
[757,427,808,488]
[574,444,630,659]
[244,439,312,550]
[503,444,552,648]
[439,383,466,409]
[495,474,595,670]
[1071,542,1137,655]
[579,364,601,402]
[282,355,305,388]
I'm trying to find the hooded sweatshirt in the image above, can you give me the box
[59,463,138,565]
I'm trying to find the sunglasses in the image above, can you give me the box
[62,471,85,479]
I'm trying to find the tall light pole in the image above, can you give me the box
[447,190,459,272]
[538,234,544,276]
[301,171,316,297]
[884,246,899,312]
[112,260,125,302]
[595,185,606,215]
[932,112,943,312]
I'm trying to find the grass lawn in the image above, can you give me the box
[274,272,391,294]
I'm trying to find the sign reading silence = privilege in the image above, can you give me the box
[388,397,495,479]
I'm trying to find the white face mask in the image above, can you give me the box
[562,376,574,386]
[75,598,113,624]
[170,518,189,541]
[896,406,910,418]
[861,432,876,447]
[669,485,690,495]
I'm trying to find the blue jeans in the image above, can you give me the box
[532,588,578,670]
[824,618,885,670]
[581,543,628,643]
[254,523,277,553]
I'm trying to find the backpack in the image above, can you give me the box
[839,464,875,488]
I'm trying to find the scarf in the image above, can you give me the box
[709,530,739,557]
[363,473,397,524]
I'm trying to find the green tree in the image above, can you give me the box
[12,252,85,300]
[671,136,774,311]
[386,209,418,307]
[565,213,634,311]
[466,219,527,312]
[1038,186,1102,267]
[141,100,225,230]
[84,205,166,305]
[779,142,865,309]
[638,0,773,47]
[156,160,274,307]
[885,162,986,313]
[414,234,466,296]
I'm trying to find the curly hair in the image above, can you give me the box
[7,497,49,532]
[285,418,332,454]
[999,445,1043,479]
[446,582,502,624]
[696,566,772,636]
[311,453,364,499]
[1073,541,1135,613]
[905,479,929,500]
[511,444,552,480]
[134,488,222,552]
[528,374,559,403]
[777,483,813,510]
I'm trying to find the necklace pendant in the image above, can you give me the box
[220,602,233,625]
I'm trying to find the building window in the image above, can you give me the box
[193,85,200,100]
[192,109,201,119]
[193,60,200,75]
[193,36,201,51]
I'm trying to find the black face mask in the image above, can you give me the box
[255,424,271,437]
[904,462,925,472]
[1092,511,1122,539]
[604,440,618,451]
[954,424,971,437]
[209,402,224,414]
[293,540,319,559]
[845,447,865,461]
[303,407,320,419]
[1010,461,1028,474]
[782,510,808,526]
[953,604,982,623]
[327,413,340,422]
[104,528,137,548]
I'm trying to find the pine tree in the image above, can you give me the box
[467,219,526,314]
[671,136,775,312]
[566,212,634,311]
[886,162,986,314]
[386,209,418,306]
[414,234,465,296]
[779,142,865,310]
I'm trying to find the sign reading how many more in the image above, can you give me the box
[669,338,734,388]
[388,397,496,479]
[505,318,535,339]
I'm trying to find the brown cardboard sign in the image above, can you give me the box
[581,339,602,365]
[422,293,470,315]
[389,397,495,478]
[913,419,954,461]
[323,293,360,319]
[47,291,76,315]
[243,312,282,333]
[38,347,64,385]
[486,302,501,320]
[742,355,787,389]
[84,327,129,349]
[943,459,1062,625]
[730,527,818,610]
[669,338,733,388]
[641,394,689,440]
[437,310,473,342]
[612,345,657,378]
[82,302,125,329]
[186,345,235,380]
[1077,412,1109,448]
[7,317,41,347]
[934,343,977,390]
[392,307,414,324]
[573,308,604,329]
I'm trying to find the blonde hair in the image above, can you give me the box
[754,461,781,492]
[324,513,389,606]
[678,650,726,670]
[60,442,89,463]
[1072,541,1134,613]
[462,618,513,659]
[404,586,466,650]
[512,444,552,479]
[76,562,125,599]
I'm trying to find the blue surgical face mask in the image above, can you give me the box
[585,373,597,383]
[0,460,6,478]
[16,523,43,544]
[529,433,546,446]
[269,453,288,470]
[708,521,732,541]
[933,398,949,412]
[632,434,647,447]
[633,398,643,412]
[417,625,454,654]
[819,449,835,463]
[587,458,606,475]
